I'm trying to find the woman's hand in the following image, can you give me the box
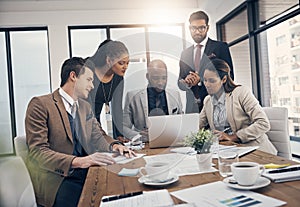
[214,130,239,142]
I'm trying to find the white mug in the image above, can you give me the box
[231,162,265,186]
[139,161,169,182]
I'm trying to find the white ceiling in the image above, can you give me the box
[0,0,200,12]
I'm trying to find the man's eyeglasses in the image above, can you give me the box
[189,25,208,32]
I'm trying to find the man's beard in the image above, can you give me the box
[192,34,206,43]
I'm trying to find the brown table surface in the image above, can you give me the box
[78,145,300,207]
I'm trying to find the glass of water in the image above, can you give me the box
[218,151,239,177]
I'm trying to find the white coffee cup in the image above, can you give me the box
[231,162,265,186]
[139,161,169,182]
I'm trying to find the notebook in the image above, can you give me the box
[148,113,199,148]
[262,164,300,183]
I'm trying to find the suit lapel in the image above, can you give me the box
[207,98,214,129]
[53,89,73,142]
[199,38,214,77]
[166,90,177,114]
[226,92,235,132]
[140,90,149,127]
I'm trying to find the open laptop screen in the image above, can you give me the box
[148,113,199,148]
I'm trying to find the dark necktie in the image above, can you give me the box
[68,103,86,156]
[194,44,202,72]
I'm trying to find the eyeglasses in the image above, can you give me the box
[189,25,208,32]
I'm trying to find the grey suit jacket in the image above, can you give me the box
[199,86,277,155]
[123,88,183,139]
[25,89,114,207]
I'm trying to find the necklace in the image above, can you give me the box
[101,78,114,114]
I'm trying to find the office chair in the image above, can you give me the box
[0,156,37,207]
[263,107,292,159]
[14,136,28,162]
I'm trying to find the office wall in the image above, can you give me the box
[0,0,244,90]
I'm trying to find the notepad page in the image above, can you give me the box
[100,189,174,207]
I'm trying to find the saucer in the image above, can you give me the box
[223,176,271,190]
[138,174,179,186]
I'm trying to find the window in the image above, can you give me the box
[229,40,252,88]
[278,76,289,85]
[220,9,248,43]
[68,24,186,132]
[276,35,286,46]
[70,29,106,58]
[0,28,50,155]
[0,32,13,154]
[259,0,299,24]
[218,1,300,158]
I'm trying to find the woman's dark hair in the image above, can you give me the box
[204,58,239,93]
[60,57,85,87]
[90,40,129,68]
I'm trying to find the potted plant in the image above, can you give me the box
[184,128,215,171]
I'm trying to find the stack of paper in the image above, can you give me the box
[143,153,217,176]
[262,164,300,183]
[100,189,173,207]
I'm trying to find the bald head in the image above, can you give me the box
[146,59,168,92]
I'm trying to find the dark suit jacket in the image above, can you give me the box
[25,89,114,207]
[178,38,234,113]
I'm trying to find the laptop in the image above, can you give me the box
[148,113,199,148]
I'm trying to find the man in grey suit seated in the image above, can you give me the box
[123,59,183,142]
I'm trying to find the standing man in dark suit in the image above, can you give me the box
[178,10,234,113]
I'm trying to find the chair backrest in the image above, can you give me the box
[14,136,28,162]
[0,156,37,207]
[263,107,292,159]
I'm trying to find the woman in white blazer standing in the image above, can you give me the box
[199,58,277,155]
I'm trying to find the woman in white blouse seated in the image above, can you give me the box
[199,58,277,155]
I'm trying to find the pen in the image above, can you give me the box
[102,191,143,202]
[268,166,300,174]
[223,127,231,133]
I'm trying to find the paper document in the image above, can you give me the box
[212,146,259,158]
[171,181,286,207]
[170,145,236,156]
[170,145,257,159]
[103,153,145,164]
[262,164,300,183]
[143,153,217,176]
[99,189,173,207]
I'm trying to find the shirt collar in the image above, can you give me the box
[212,90,226,106]
[59,88,78,112]
[147,86,165,95]
[194,35,208,48]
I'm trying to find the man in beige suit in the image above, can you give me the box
[122,59,183,141]
[25,57,134,207]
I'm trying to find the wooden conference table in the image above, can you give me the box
[78,145,300,207]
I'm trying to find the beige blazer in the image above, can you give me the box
[199,86,277,155]
[123,88,183,139]
[25,89,114,207]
